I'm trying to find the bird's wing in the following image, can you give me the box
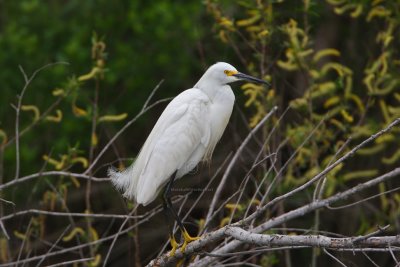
[108,102,188,196]
[112,88,211,205]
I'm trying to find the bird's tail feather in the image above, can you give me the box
[108,165,137,199]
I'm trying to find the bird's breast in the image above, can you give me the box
[202,86,235,160]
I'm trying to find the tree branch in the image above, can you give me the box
[13,62,68,179]
[146,166,400,267]
[0,209,139,221]
[224,227,399,248]
[0,171,108,191]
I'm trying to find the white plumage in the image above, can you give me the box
[109,62,266,206]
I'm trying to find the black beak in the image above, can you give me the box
[233,72,270,86]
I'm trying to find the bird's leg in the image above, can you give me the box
[162,179,179,257]
[164,173,200,252]
[162,198,179,256]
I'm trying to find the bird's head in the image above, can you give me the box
[201,62,270,86]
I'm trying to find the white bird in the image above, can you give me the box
[109,62,268,254]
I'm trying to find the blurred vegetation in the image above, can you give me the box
[207,0,400,265]
[208,0,400,201]
[0,0,222,174]
[1,0,400,266]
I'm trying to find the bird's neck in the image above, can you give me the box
[194,79,225,101]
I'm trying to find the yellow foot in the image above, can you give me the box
[169,235,179,257]
[180,229,200,252]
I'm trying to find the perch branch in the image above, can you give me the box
[224,227,399,248]
[146,166,400,267]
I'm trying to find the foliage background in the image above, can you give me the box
[0,0,399,266]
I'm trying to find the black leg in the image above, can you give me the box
[163,171,199,253]
[163,171,187,233]
[162,172,180,256]
[162,193,174,239]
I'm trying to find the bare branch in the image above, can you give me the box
[0,219,9,240]
[35,226,71,267]
[102,208,137,266]
[323,249,348,267]
[0,209,139,221]
[13,62,68,180]
[328,185,400,210]
[0,204,164,267]
[45,257,95,267]
[389,244,400,265]
[261,116,326,206]
[245,118,400,224]
[251,168,400,234]
[0,171,108,191]
[142,80,164,111]
[84,85,171,175]
[353,225,390,244]
[224,227,399,248]
[0,197,15,206]
[4,96,64,149]
[147,166,400,267]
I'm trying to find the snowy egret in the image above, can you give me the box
[109,62,269,255]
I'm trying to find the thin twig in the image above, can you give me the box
[323,249,348,267]
[353,225,390,244]
[16,218,33,264]
[102,208,137,266]
[4,96,63,149]
[43,177,86,259]
[241,107,291,220]
[35,226,71,267]
[13,62,68,180]
[0,171,108,191]
[389,244,400,265]
[143,80,164,110]
[260,117,326,206]
[313,138,352,201]
[0,197,15,206]
[84,80,168,174]
[245,118,400,224]
[328,186,400,210]
[251,168,400,234]
[45,257,95,267]
[361,251,380,267]
[0,204,164,267]
[0,220,9,239]
[311,137,352,267]
[0,208,139,221]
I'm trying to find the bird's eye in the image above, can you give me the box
[224,70,238,76]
